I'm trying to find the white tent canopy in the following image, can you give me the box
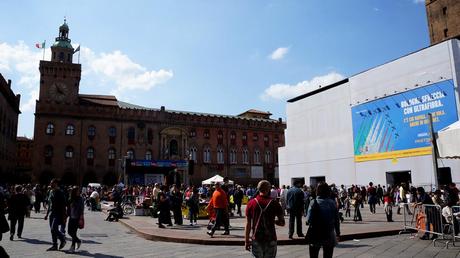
[201,175,234,185]
[437,120,460,158]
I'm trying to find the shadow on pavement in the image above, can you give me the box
[63,250,123,258]
[20,237,53,245]
[336,243,370,248]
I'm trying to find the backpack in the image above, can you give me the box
[306,199,329,243]
[252,198,273,241]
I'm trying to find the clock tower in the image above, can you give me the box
[38,19,81,104]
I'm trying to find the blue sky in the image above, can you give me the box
[0,0,428,137]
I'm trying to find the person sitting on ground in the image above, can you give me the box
[106,203,123,222]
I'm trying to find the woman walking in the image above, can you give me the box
[67,187,84,252]
[187,187,199,226]
[306,182,341,258]
[352,188,362,222]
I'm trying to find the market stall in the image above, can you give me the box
[438,120,460,158]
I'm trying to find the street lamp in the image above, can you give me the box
[120,153,129,186]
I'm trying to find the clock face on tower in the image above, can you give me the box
[49,82,70,102]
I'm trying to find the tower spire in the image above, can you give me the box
[51,19,74,63]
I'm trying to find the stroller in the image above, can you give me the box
[106,204,124,222]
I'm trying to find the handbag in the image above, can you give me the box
[78,215,85,229]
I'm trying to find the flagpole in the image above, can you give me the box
[42,40,46,60]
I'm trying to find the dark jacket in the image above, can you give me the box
[7,193,29,219]
[286,186,304,212]
[307,197,340,246]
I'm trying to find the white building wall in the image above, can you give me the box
[280,39,460,187]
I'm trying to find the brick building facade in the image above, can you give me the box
[16,136,33,182]
[426,0,460,45]
[32,21,285,187]
[0,74,21,184]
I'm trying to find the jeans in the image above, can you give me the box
[188,208,198,224]
[235,202,242,216]
[252,240,277,258]
[353,206,362,221]
[211,208,229,233]
[49,215,65,245]
[10,216,24,237]
[288,210,303,236]
[173,207,183,225]
[68,218,81,246]
[309,244,334,258]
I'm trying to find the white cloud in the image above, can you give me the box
[269,47,289,60]
[261,72,346,101]
[81,48,173,97]
[0,41,173,114]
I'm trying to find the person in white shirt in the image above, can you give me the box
[270,185,279,200]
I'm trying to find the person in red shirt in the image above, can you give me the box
[207,183,229,237]
[245,180,285,258]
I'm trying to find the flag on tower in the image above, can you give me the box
[74,45,80,53]
[35,41,45,49]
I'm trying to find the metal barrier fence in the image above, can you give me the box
[400,203,456,247]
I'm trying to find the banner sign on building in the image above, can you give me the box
[352,79,458,162]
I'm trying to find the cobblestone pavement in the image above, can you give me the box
[2,211,460,258]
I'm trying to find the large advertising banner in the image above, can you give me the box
[352,79,458,162]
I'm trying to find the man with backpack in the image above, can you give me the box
[245,180,285,258]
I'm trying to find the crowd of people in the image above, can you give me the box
[0,179,85,253]
[2,178,460,258]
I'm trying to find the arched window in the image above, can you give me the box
[264,135,269,146]
[217,130,223,144]
[217,148,224,164]
[230,131,236,144]
[189,129,196,138]
[65,146,74,159]
[230,149,237,164]
[204,129,210,139]
[127,149,135,160]
[265,150,271,164]
[242,132,248,145]
[46,123,55,135]
[203,147,211,163]
[145,150,152,160]
[87,147,95,166]
[169,139,178,156]
[242,149,249,164]
[65,124,75,135]
[254,149,260,164]
[190,147,197,161]
[253,133,259,142]
[108,148,116,166]
[127,127,135,144]
[88,125,96,140]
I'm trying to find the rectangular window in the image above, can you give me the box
[443,7,447,15]
[444,28,448,37]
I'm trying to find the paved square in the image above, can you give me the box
[2,211,460,257]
